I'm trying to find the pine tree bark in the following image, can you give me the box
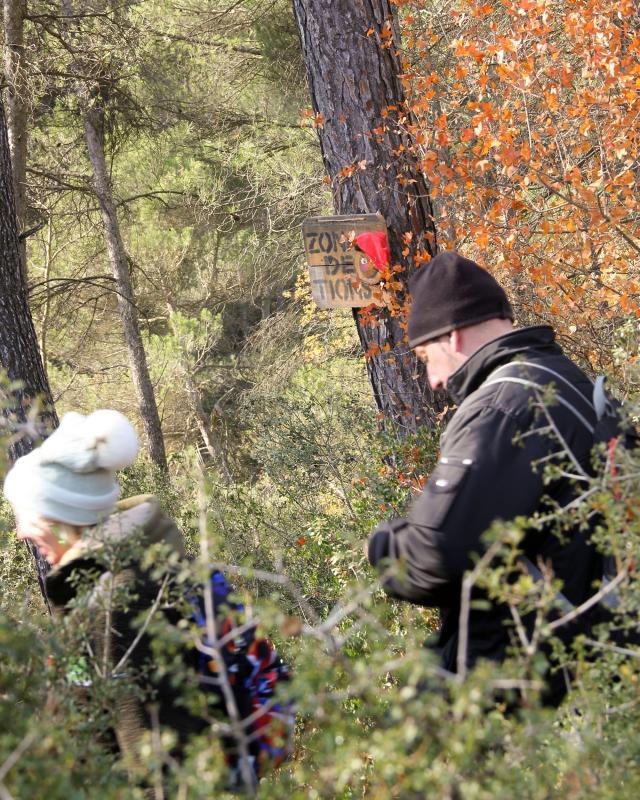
[83,105,168,471]
[293,0,443,433]
[0,94,57,603]
[2,0,28,279]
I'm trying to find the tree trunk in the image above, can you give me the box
[39,215,53,376]
[293,0,443,433]
[0,94,56,604]
[184,371,232,483]
[83,105,168,472]
[167,304,233,483]
[2,0,28,279]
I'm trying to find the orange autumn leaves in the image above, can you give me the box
[390,0,640,343]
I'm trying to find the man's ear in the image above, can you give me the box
[449,328,463,355]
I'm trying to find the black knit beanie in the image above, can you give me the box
[407,251,513,347]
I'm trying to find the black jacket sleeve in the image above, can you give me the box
[368,403,551,607]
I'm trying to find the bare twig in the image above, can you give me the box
[318,583,380,634]
[0,783,14,800]
[547,568,628,632]
[112,574,170,674]
[534,398,590,481]
[197,473,257,796]
[193,617,257,656]
[0,731,37,784]
[490,679,543,691]
[582,637,640,660]
[149,706,165,800]
[101,571,115,679]
[604,697,640,716]
[509,602,534,655]
[535,486,599,525]
[457,541,503,680]
[206,561,322,627]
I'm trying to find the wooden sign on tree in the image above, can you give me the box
[303,213,387,309]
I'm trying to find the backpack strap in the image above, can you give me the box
[482,361,597,435]
[483,362,622,614]
[593,375,615,422]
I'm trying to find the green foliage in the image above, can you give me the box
[25,0,325,450]
[4,349,640,797]
[251,0,307,98]
[6,0,640,796]
[0,531,135,798]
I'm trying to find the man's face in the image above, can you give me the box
[414,335,462,391]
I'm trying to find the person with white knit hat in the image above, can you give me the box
[4,409,139,562]
[4,409,207,771]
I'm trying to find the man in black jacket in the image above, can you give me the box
[367,251,610,704]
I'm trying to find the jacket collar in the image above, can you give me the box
[446,326,560,405]
[55,496,160,569]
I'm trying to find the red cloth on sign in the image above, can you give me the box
[354,232,390,272]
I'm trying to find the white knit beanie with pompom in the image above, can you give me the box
[3,410,139,525]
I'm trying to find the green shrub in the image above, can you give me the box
[3,368,640,799]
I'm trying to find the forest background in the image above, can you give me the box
[2,0,640,797]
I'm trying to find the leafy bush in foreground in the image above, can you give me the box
[2,373,640,799]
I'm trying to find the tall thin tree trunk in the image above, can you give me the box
[0,94,57,604]
[83,105,168,471]
[2,0,28,279]
[167,303,233,483]
[39,215,53,376]
[184,370,232,483]
[293,0,443,434]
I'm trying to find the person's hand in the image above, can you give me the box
[15,514,74,565]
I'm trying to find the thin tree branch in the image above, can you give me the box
[113,574,170,674]
[547,568,628,632]
[457,541,503,680]
[0,730,37,783]
[198,473,257,795]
